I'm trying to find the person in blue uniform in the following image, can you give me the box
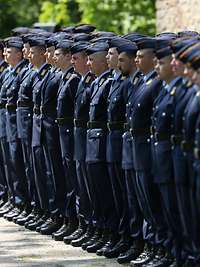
[3,38,30,221]
[0,40,9,206]
[62,41,96,246]
[149,41,184,267]
[130,37,167,267]
[14,35,40,225]
[51,40,81,241]
[84,42,117,254]
[169,38,199,267]
[30,38,67,235]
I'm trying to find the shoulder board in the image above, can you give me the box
[170,86,177,96]
[16,66,24,74]
[146,79,153,86]
[65,72,72,80]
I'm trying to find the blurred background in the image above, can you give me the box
[0,0,156,37]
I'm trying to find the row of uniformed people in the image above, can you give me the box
[0,26,199,267]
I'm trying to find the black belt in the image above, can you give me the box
[124,123,130,131]
[6,104,17,112]
[107,121,124,131]
[17,100,33,108]
[74,119,87,128]
[0,103,6,109]
[87,121,107,130]
[170,135,182,145]
[56,117,74,126]
[181,140,194,152]
[154,132,171,142]
[194,148,200,160]
[130,128,151,137]
[33,106,40,115]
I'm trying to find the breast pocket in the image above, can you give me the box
[86,129,106,162]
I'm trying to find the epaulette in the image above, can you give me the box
[170,86,177,96]
[65,72,73,80]
[99,77,106,86]
[16,66,25,74]
[186,80,193,88]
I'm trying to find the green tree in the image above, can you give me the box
[76,0,156,35]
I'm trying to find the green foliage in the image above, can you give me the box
[76,0,156,35]
[0,0,155,38]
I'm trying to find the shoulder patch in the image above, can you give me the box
[41,69,48,77]
[65,72,72,80]
[121,75,126,81]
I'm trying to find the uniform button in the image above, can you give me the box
[155,105,158,109]
[147,138,150,143]
[28,113,31,117]
[36,90,39,93]
[162,112,166,116]
[154,142,158,146]
[129,117,132,120]
[96,132,100,136]
[182,116,185,121]
[66,129,70,133]
[137,103,140,107]
[196,129,199,133]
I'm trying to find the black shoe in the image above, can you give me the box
[86,229,110,253]
[4,207,21,221]
[35,213,50,232]
[0,202,13,217]
[71,225,95,247]
[13,210,28,223]
[81,228,102,250]
[130,243,155,266]
[149,254,174,267]
[144,247,166,266]
[62,217,79,244]
[104,238,131,258]
[96,233,120,256]
[52,223,69,241]
[182,259,194,267]
[26,214,43,230]
[117,240,144,264]
[0,199,6,208]
[40,216,63,235]
[62,223,87,244]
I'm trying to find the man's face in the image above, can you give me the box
[45,46,55,65]
[28,46,44,67]
[184,64,195,80]
[170,54,185,76]
[53,48,71,69]
[106,47,119,69]
[192,69,200,86]
[135,49,154,73]
[22,43,30,60]
[6,47,21,66]
[117,52,135,75]
[155,56,173,81]
[87,53,105,75]
[71,52,88,73]
[3,48,7,62]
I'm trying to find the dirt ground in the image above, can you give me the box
[0,218,122,267]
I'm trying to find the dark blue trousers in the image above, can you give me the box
[76,160,93,223]
[87,162,117,231]
[32,146,49,211]
[9,140,29,207]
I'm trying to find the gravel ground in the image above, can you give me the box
[0,218,122,267]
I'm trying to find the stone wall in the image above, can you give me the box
[156,0,200,33]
